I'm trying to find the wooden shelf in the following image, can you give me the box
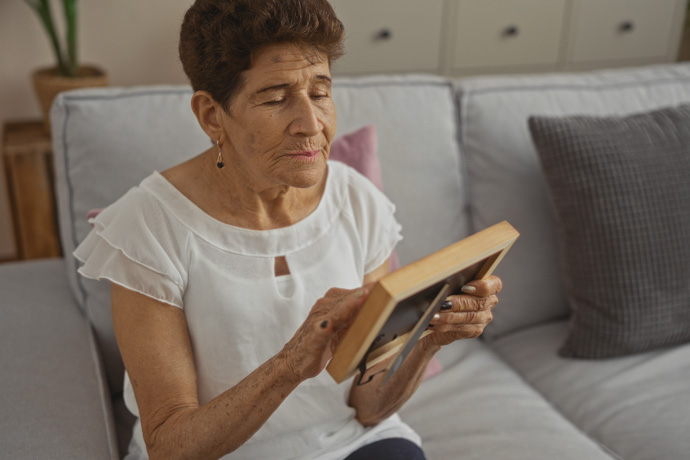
[2,121,62,260]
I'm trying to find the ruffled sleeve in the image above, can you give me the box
[73,186,187,309]
[342,165,403,275]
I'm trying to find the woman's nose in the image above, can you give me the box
[289,96,323,136]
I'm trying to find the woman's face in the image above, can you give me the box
[219,43,336,190]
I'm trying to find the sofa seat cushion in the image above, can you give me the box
[0,259,117,459]
[491,320,690,460]
[399,340,613,459]
[455,63,690,340]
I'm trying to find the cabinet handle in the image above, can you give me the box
[619,21,635,33]
[376,29,393,40]
[503,25,519,37]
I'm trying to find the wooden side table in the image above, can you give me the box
[2,121,62,260]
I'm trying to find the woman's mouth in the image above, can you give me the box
[287,150,321,161]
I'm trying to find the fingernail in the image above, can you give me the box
[461,285,477,294]
[440,301,453,311]
[355,288,365,297]
[433,313,441,321]
[320,320,329,329]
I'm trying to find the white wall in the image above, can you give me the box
[0,0,193,259]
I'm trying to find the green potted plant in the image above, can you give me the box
[24,0,107,132]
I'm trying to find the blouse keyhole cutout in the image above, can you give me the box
[274,256,291,277]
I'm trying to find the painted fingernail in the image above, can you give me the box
[440,301,453,311]
[433,313,441,321]
[320,320,329,329]
[461,285,477,294]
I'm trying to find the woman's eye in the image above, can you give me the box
[311,94,329,100]
[264,99,284,106]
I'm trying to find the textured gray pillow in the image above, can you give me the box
[528,104,690,358]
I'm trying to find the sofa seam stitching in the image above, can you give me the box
[61,88,193,103]
[60,80,450,104]
[451,85,474,235]
[458,88,477,234]
[463,75,690,97]
[61,102,91,310]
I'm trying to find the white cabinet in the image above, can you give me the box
[567,0,684,69]
[329,0,445,74]
[449,0,567,72]
[329,0,687,76]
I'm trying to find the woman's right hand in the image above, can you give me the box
[280,285,372,381]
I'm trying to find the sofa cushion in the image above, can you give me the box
[332,74,471,266]
[455,63,690,340]
[400,340,614,459]
[0,260,118,459]
[51,86,207,314]
[491,320,690,460]
[529,104,690,358]
[51,86,209,396]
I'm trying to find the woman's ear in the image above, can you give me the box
[191,90,224,141]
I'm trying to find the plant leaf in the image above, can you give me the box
[63,0,78,76]
[24,0,68,75]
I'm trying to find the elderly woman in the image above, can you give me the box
[75,0,501,459]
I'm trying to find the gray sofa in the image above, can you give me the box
[3,63,690,459]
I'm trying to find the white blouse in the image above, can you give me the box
[74,161,420,459]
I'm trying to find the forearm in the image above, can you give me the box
[146,351,301,460]
[348,337,441,426]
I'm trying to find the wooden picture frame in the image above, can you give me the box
[327,221,519,384]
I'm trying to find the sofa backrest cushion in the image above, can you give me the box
[51,87,210,393]
[332,75,470,265]
[50,75,468,394]
[456,63,690,340]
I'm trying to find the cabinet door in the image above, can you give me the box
[450,0,567,71]
[569,0,681,64]
[329,0,444,74]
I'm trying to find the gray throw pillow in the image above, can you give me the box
[528,104,690,359]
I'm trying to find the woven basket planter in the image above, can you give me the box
[32,65,108,133]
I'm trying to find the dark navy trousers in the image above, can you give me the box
[344,438,426,460]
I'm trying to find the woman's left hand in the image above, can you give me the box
[423,275,502,347]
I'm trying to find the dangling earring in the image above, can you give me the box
[216,140,224,169]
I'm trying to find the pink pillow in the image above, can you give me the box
[421,357,444,380]
[86,208,102,227]
[329,124,384,191]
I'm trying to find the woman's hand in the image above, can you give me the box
[280,285,372,381]
[423,275,502,347]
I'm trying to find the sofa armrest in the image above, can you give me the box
[0,259,118,459]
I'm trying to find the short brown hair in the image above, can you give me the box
[179,0,345,110]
